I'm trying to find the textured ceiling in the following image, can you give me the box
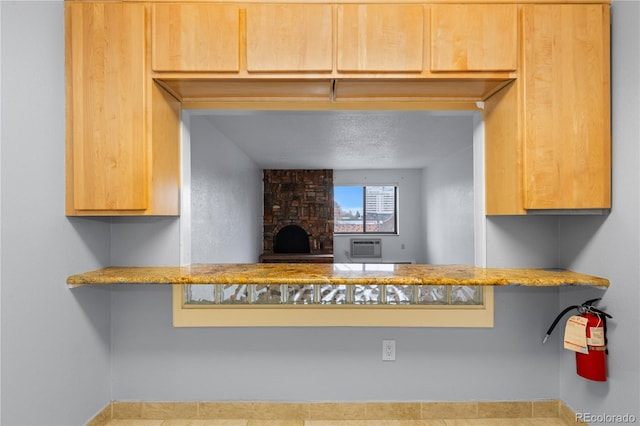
[201,110,476,169]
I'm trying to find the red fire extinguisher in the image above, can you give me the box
[543,298,612,381]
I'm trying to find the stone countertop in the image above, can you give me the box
[66,263,609,288]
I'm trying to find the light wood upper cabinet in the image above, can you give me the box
[66,2,180,215]
[485,4,610,214]
[521,4,610,210]
[65,1,610,217]
[152,3,240,72]
[246,4,333,72]
[431,4,517,72]
[67,2,146,212]
[337,4,424,72]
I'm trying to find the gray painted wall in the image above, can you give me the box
[422,145,474,264]
[1,0,638,424]
[110,285,563,402]
[190,116,263,264]
[0,2,112,424]
[557,0,640,419]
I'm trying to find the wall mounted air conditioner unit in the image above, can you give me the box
[350,238,382,258]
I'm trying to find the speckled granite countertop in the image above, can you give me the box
[67,263,609,288]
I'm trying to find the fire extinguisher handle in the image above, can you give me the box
[588,306,613,319]
[542,305,580,343]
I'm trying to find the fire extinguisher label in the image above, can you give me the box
[564,315,589,354]
[588,327,606,346]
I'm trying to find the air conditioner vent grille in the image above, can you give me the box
[350,238,382,258]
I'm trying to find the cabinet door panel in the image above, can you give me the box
[152,3,240,72]
[522,5,610,210]
[246,4,332,72]
[337,4,424,72]
[68,2,147,211]
[484,81,524,215]
[431,4,517,72]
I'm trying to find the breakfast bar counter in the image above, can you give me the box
[66,263,610,288]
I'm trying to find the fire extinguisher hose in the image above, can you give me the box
[542,305,580,343]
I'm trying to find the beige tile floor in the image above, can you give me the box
[104,419,572,425]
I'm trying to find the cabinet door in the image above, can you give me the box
[152,3,240,72]
[431,4,517,72]
[522,5,610,210]
[246,4,332,72]
[67,2,147,211]
[337,4,424,72]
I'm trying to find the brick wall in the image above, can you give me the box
[263,169,333,254]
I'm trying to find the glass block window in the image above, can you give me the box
[183,284,483,307]
[353,284,382,304]
[417,285,448,304]
[252,284,282,304]
[220,284,249,304]
[185,284,217,305]
[286,284,315,304]
[319,284,348,304]
[451,285,483,304]
[385,285,414,304]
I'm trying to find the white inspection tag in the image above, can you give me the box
[564,315,589,354]
[588,326,605,346]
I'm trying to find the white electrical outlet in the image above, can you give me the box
[382,339,396,361]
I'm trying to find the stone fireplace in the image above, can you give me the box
[261,169,334,262]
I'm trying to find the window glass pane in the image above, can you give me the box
[365,186,396,233]
[334,186,364,233]
[335,185,397,234]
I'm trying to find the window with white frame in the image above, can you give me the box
[334,185,398,234]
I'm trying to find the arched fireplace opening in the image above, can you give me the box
[273,225,311,254]
[260,223,332,262]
